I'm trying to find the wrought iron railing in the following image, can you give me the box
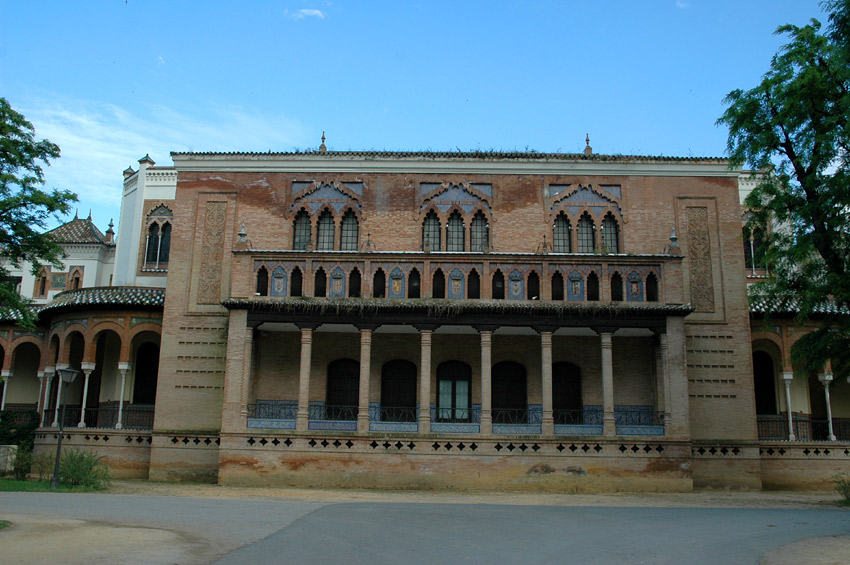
[310,404,358,421]
[0,407,39,427]
[45,405,154,430]
[433,406,480,423]
[615,410,665,427]
[554,409,600,425]
[492,408,529,425]
[758,415,850,441]
[370,405,417,423]
[249,403,297,420]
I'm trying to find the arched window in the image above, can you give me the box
[314,268,327,297]
[408,268,421,298]
[753,351,778,415]
[422,211,441,251]
[159,222,171,263]
[67,268,83,291]
[144,204,173,269]
[587,272,600,301]
[145,223,160,263]
[553,213,571,253]
[290,267,303,297]
[646,273,659,302]
[611,272,623,302]
[373,269,386,298]
[470,211,489,252]
[552,272,564,301]
[326,358,359,420]
[340,210,359,251]
[256,267,269,296]
[432,269,446,298]
[293,210,311,250]
[348,268,361,297]
[492,361,527,424]
[577,213,595,253]
[446,211,464,252]
[436,361,471,422]
[133,342,160,405]
[553,362,582,424]
[468,269,481,299]
[317,210,334,250]
[601,213,619,253]
[381,360,417,422]
[492,270,505,300]
[527,271,540,300]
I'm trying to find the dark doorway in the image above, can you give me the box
[752,351,778,415]
[380,360,417,422]
[326,358,359,420]
[492,361,527,423]
[553,362,582,424]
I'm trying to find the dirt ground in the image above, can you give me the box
[107,478,847,509]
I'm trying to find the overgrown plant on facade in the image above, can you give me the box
[834,473,850,504]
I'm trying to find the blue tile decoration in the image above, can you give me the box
[370,422,418,433]
[493,424,542,435]
[270,267,287,296]
[528,404,542,424]
[618,425,664,436]
[554,424,603,435]
[627,271,644,302]
[448,268,465,299]
[431,422,481,434]
[248,418,296,430]
[567,270,584,301]
[508,269,524,300]
[309,420,357,431]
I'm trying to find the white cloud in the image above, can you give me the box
[18,96,309,230]
[675,1,690,8]
[286,8,326,20]
[157,55,165,65]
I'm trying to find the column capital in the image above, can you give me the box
[413,324,440,332]
[590,326,617,337]
[81,362,96,373]
[295,321,322,331]
[532,326,557,334]
[1,370,12,379]
[782,371,794,383]
[818,372,833,385]
[118,362,130,372]
[473,325,499,333]
[355,323,381,332]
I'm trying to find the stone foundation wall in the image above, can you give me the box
[33,429,153,479]
[759,441,850,490]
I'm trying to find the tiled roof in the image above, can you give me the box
[171,149,726,163]
[38,287,165,316]
[749,296,850,316]
[47,215,109,245]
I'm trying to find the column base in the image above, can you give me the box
[357,416,370,431]
[77,422,87,429]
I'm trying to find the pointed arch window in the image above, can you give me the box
[293,210,311,250]
[290,267,303,297]
[470,211,489,252]
[601,213,619,253]
[553,213,572,253]
[317,210,334,251]
[552,272,564,301]
[492,270,505,300]
[446,211,464,252]
[527,271,540,300]
[423,211,440,251]
[349,268,361,297]
[468,269,481,299]
[256,266,269,296]
[587,272,600,301]
[577,213,595,253]
[432,269,446,298]
[373,269,386,298]
[646,273,659,302]
[408,268,421,298]
[314,268,327,297]
[145,223,160,264]
[144,204,173,270]
[340,210,359,251]
[611,272,623,302]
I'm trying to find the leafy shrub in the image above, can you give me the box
[0,410,40,450]
[31,451,54,481]
[12,447,32,480]
[58,449,110,489]
[835,473,850,503]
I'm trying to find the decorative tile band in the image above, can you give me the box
[430,423,481,434]
[308,420,357,432]
[555,424,603,435]
[370,422,418,433]
[248,418,296,430]
[493,424,542,435]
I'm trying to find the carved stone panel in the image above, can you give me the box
[687,207,715,312]
[198,202,227,304]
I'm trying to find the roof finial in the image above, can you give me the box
[87,209,92,220]
[74,209,78,220]
[584,134,593,156]
[319,132,327,154]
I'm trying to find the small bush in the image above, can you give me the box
[59,449,110,489]
[12,447,32,480]
[835,473,850,503]
[31,451,54,481]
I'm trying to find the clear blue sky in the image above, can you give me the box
[0,0,829,233]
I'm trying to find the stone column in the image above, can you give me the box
[0,370,11,411]
[296,327,314,431]
[600,332,615,437]
[818,372,836,441]
[357,328,373,431]
[664,317,689,438]
[418,329,433,432]
[42,366,54,427]
[240,327,256,427]
[115,362,129,429]
[52,364,67,427]
[479,330,493,435]
[659,333,671,422]
[78,362,96,428]
[540,331,554,435]
[36,371,46,414]
[782,372,795,441]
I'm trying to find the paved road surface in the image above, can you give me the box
[1,492,848,564]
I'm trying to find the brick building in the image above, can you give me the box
[3,145,847,490]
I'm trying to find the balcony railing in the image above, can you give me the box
[493,408,536,425]
[554,409,602,425]
[433,406,481,424]
[758,414,850,441]
[615,410,665,427]
[47,405,154,430]
[0,407,40,427]
[370,405,417,423]
[249,402,297,420]
[309,404,358,421]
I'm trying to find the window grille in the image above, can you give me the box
[553,213,571,253]
[423,212,440,251]
[470,211,489,252]
[577,213,595,253]
[317,211,334,250]
[601,214,619,253]
[340,210,359,251]
[293,211,311,250]
[446,212,464,252]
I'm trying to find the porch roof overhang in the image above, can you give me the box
[37,287,165,320]
[222,297,693,333]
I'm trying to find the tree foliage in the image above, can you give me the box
[718,1,850,374]
[0,97,77,325]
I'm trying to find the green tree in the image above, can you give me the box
[717,1,850,374]
[0,97,77,326]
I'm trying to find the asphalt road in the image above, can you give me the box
[2,493,849,564]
